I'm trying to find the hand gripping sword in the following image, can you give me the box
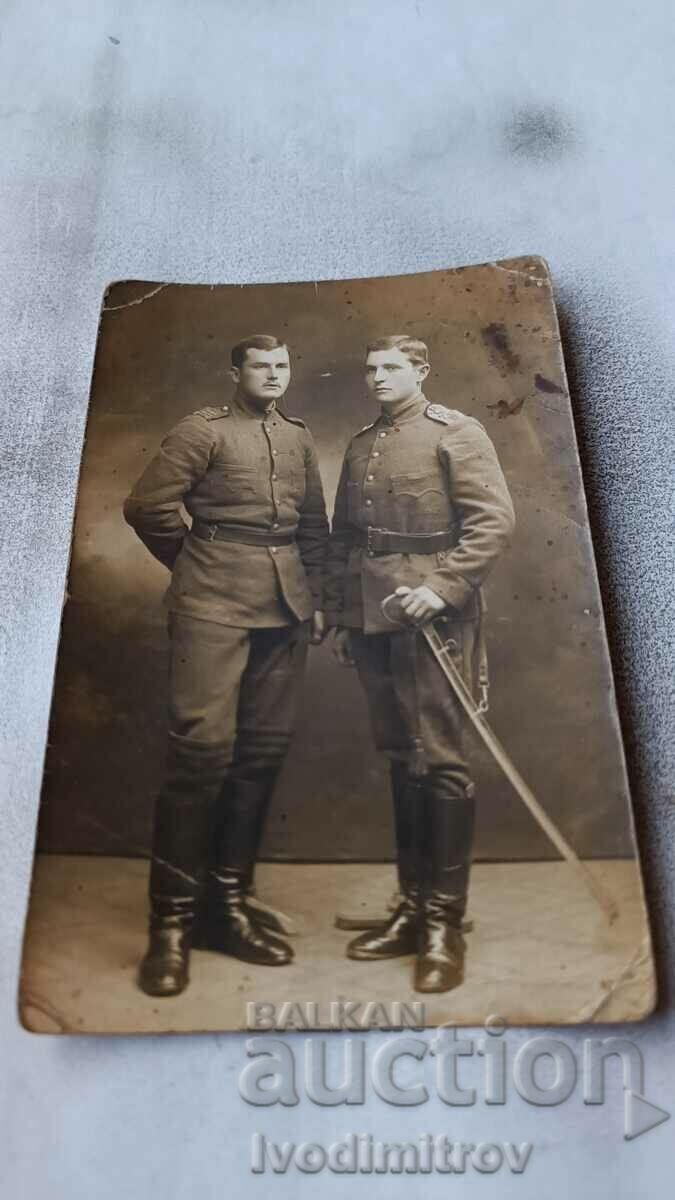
[380,592,619,925]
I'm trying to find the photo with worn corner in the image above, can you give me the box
[18,260,655,1033]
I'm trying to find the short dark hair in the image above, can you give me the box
[231,334,288,369]
[365,335,429,367]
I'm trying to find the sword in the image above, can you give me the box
[381,592,619,924]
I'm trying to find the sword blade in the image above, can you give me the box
[422,623,619,923]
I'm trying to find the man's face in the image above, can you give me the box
[364,347,429,405]
[231,346,291,408]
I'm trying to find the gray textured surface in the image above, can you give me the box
[0,2,673,1196]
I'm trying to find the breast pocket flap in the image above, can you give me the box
[390,472,444,499]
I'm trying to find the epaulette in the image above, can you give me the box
[352,420,377,438]
[194,405,231,420]
[425,403,485,433]
[278,410,306,428]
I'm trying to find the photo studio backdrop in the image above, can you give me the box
[36,267,635,863]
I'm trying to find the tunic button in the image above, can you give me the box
[270,547,277,554]
[272,522,279,529]
[367,474,374,481]
[272,449,278,456]
[271,474,278,481]
[378,431,387,438]
[372,451,380,458]
[365,499,372,506]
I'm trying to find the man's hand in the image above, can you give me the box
[332,626,355,667]
[395,585,446,624]
[310,610,327,644]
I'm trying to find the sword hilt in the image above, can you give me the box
[381,591,411,626]
[382,590,441,629]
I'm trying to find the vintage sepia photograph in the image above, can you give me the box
[19,260,655,1032]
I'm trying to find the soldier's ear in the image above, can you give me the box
[418,362,431,382]
[229,366,241,384]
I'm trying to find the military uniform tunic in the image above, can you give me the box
[324,393,515,633]
[124,397,328,627]
[325,393,515,776]
[124,396,329,777]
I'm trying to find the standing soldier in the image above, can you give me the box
[326,335,515,993]
[124,334,328,997]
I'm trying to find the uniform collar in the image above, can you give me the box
[378,391,427,426]
[233,392,277,420]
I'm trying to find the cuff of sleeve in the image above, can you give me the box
[141,531,186,571]
[421,571,474,613]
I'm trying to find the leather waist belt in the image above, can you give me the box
[191,520,296,547]
[352,526,455,556]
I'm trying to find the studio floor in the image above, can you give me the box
[18,855,655,1034]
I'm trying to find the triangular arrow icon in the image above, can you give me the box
[624,1090,671,1140]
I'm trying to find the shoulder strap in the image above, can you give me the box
[193,405,231,421]
[425,403,486,433]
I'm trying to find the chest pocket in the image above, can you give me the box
[390,472,444,498]
[205,463,259,502]
[389,471,448,531]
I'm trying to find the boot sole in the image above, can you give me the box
[414,965,465,993]
[347,949,417,961]
[414,977,464,994]
[339,916,474,934]
[209,945,293,966]
[195,933,293,966]
[137,971,189,998]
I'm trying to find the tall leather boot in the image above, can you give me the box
[414,772,475,994]
[193,771,292,943]
[204,773,293,965]
[138,739,225,998]
[235,770,292,934]
[347,761,422,960]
